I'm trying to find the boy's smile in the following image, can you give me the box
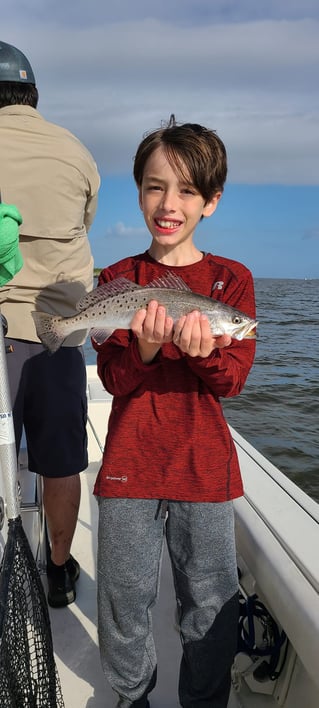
[154,217,183,234]
[139,146,221,263]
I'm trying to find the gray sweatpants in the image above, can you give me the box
[97,498,239,708]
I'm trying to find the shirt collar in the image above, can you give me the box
[0,105,43,119]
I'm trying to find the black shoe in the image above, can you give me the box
[65,554,80,583]
[47,555,80,608]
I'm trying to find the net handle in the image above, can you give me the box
[0,187,20,519]
[0,314,20,519]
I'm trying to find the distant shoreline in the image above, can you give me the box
[92,269,317,280]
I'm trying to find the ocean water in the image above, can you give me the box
[84,278,319,503]
[223,278,319,503]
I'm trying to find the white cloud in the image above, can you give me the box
[1,6,319,184]
[105,222,148,239]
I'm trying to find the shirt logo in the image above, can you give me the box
[106,475,128,483]
[212,280,224,291]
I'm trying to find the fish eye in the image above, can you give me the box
[232,315,243,324]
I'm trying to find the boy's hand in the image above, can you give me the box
[173,311,231,357]
[130,300,174,363]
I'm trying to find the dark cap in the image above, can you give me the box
[0,40,36,84]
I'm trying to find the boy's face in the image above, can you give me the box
[139,146,220,254]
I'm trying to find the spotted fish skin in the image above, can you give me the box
[31,272,257,353]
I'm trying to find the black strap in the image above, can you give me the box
[237,593,287,681]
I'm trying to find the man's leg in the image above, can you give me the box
[24,343,87,606]
[44,473,81,608]
[6,339,86,607]
[43,474,81,566]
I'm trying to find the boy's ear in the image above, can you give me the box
[138,188,143,211]
[202,191,222,218]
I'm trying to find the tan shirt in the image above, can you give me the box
[0,105,100,344]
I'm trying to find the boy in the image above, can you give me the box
[93,117,256,707]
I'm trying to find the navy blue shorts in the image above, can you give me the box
[5,339,88,478]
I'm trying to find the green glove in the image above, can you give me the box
[0,203,23,286]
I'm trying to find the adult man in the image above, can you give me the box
[0,40,100,607]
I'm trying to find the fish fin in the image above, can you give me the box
[77,274,191,312]
[145,272,192,291]
[90,327,115,345]
[31,311,66,354]
[76,278,139,311]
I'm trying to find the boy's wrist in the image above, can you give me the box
[137,339,161,364]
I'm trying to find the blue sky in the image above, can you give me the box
[2,1,319,278]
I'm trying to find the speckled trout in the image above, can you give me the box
[32,272,257,353]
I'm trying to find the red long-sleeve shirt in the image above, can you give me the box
[93,251,256,502]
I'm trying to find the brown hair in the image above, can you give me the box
[133,116,227,201]
[0,82,38,109]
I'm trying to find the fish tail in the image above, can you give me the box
[31,311,67,353]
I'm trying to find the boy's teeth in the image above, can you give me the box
[157,220,179,228]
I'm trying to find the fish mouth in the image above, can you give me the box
[236,321,258,340]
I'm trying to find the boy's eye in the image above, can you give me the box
[181,187,196,195]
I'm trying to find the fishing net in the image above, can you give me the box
[0,516,65,707]
[0,206,64,706]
